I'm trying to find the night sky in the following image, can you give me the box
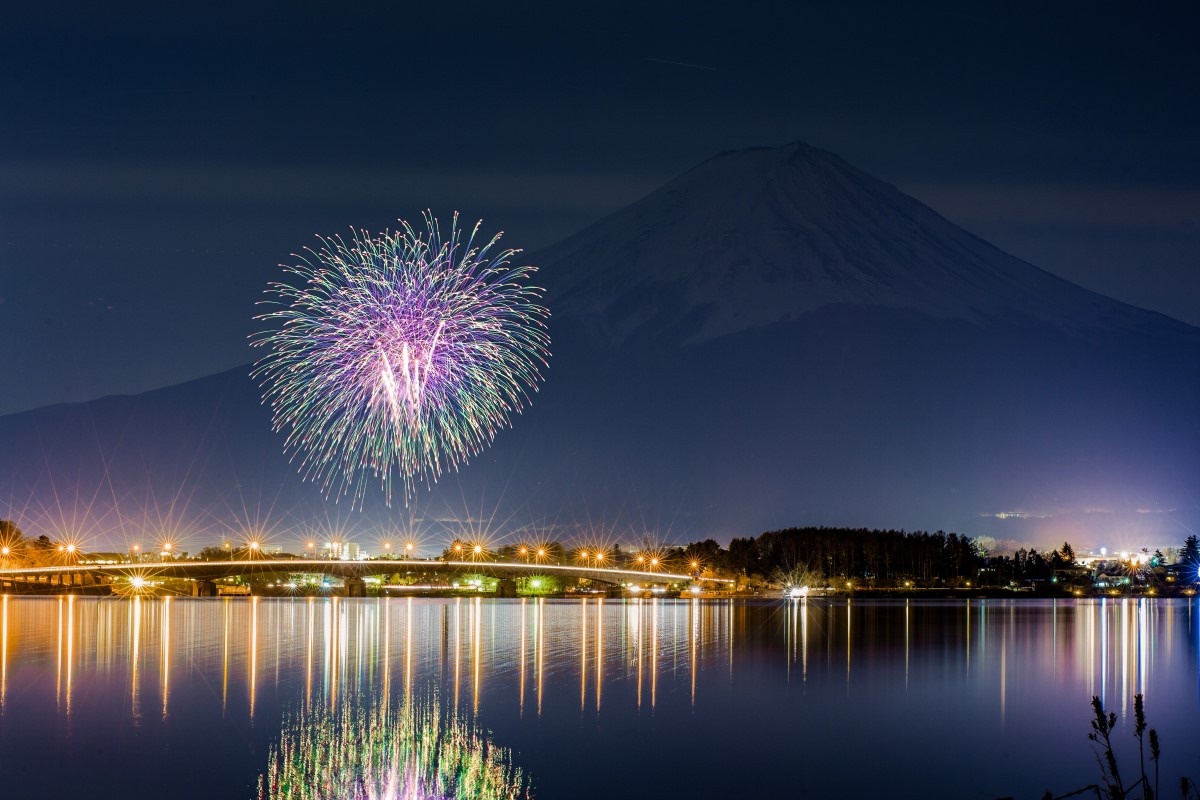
[3,1,1198,415]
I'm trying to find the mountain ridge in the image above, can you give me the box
[540,141,1197,348]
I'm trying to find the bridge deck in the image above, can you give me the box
[0,558,732,587]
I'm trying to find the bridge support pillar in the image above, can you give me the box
[496,578,517,598]
[192,580,217,597]
[344,577,367,598]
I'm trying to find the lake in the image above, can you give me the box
[0,595,1197,798]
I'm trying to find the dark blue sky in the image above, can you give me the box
[2,0,1198,415]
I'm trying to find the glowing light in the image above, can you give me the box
[252,213,551,505]
[130,576,147,590]
[260,694,528,799]
[473,544,483,555]
[0,547,9,557]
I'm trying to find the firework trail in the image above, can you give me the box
[252,213,550,504]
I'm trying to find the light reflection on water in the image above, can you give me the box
[0,596,1196,798]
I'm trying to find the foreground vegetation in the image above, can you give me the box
[1021,695,1200,800]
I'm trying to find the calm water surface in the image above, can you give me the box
[1,596,1198,798]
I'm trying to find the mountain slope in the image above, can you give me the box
[543,142,1196,346]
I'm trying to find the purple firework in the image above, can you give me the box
[252,212,550,504]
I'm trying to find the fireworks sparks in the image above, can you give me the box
[252,213,550,505]
[259,694,529,800]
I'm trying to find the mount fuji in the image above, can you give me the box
[2,143,1197,550]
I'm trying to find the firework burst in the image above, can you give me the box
[253,213,550,504]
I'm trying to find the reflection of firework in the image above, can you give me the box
[259,694,529,800]
[253,213,550,504]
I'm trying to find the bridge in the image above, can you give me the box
[0,557,732,596]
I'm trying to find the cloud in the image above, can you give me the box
[0,160,666,216]
[904,182,1200,231]
[982,510,1049,520]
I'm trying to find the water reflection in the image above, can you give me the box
[0,596,1196,800]
[258,693,528,800]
